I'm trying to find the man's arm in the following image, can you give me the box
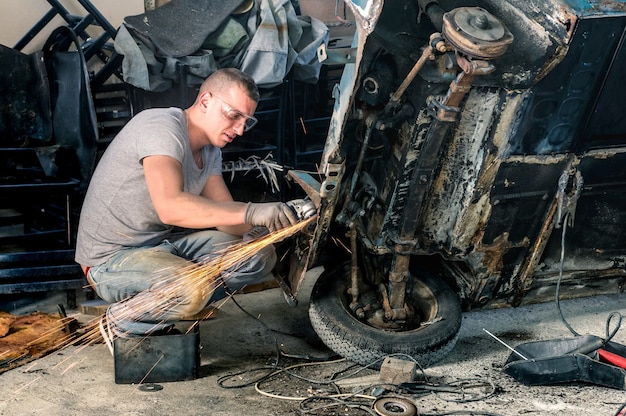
[143,154,248,230]
[201,174,252,236]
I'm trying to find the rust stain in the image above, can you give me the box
[515,196,559,295]
[476,232,530,274]
[588,0,626,13]
[536,45,570,82]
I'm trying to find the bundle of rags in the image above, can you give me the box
[123,0,245,58]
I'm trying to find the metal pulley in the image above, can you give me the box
[442,7,513,59]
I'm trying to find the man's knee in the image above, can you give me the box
[248,245,277,275]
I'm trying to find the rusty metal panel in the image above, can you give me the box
[577,19,626,148]
[485,159,565,245]
[508,16,626,155]
[420,89,501,255]
[303,0,626,311]
[542,151,626,266]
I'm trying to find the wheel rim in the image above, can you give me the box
[309,260,462,368]
[339,271,439,332]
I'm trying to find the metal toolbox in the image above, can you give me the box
[113,327,200,384]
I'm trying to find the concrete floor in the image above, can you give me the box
[4,2,626,414]
[1,266,626,415]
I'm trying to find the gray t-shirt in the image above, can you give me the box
[75,107,222,267]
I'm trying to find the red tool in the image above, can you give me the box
[598,349,626,369]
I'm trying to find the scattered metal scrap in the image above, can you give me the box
[222,153,283,194]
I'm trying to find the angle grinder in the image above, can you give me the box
[286,198,317,221]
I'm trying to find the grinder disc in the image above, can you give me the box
[373,396,418,416]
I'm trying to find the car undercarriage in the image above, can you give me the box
[286,0,626,367]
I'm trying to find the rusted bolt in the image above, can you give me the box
[472,14,489,30]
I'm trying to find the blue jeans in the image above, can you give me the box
[88,229,276,336]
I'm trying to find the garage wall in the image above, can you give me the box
[0,0,144,53]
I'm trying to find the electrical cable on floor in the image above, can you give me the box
[554,212,623,343]
[614,401,626,416]
[216,293,282,389]
[217,288,417,388]
[216,292,351,389]
[298,395,379,415]
[298,390,503,416]
[215,293,501,415]
[256,355,497,414]
[430,378,496,403]
[555,211,579,336]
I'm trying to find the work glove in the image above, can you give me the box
[244,202,299,232]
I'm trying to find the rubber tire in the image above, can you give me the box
[309,261,462,369]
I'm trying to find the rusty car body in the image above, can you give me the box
[285,0,626,367]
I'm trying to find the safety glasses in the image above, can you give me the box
[212,94,258,132]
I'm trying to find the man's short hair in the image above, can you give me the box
[201,68,260,103]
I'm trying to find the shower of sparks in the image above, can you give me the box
[0,217,315,377]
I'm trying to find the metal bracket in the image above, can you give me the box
[427,96,461,122]
[317,43,357,65]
